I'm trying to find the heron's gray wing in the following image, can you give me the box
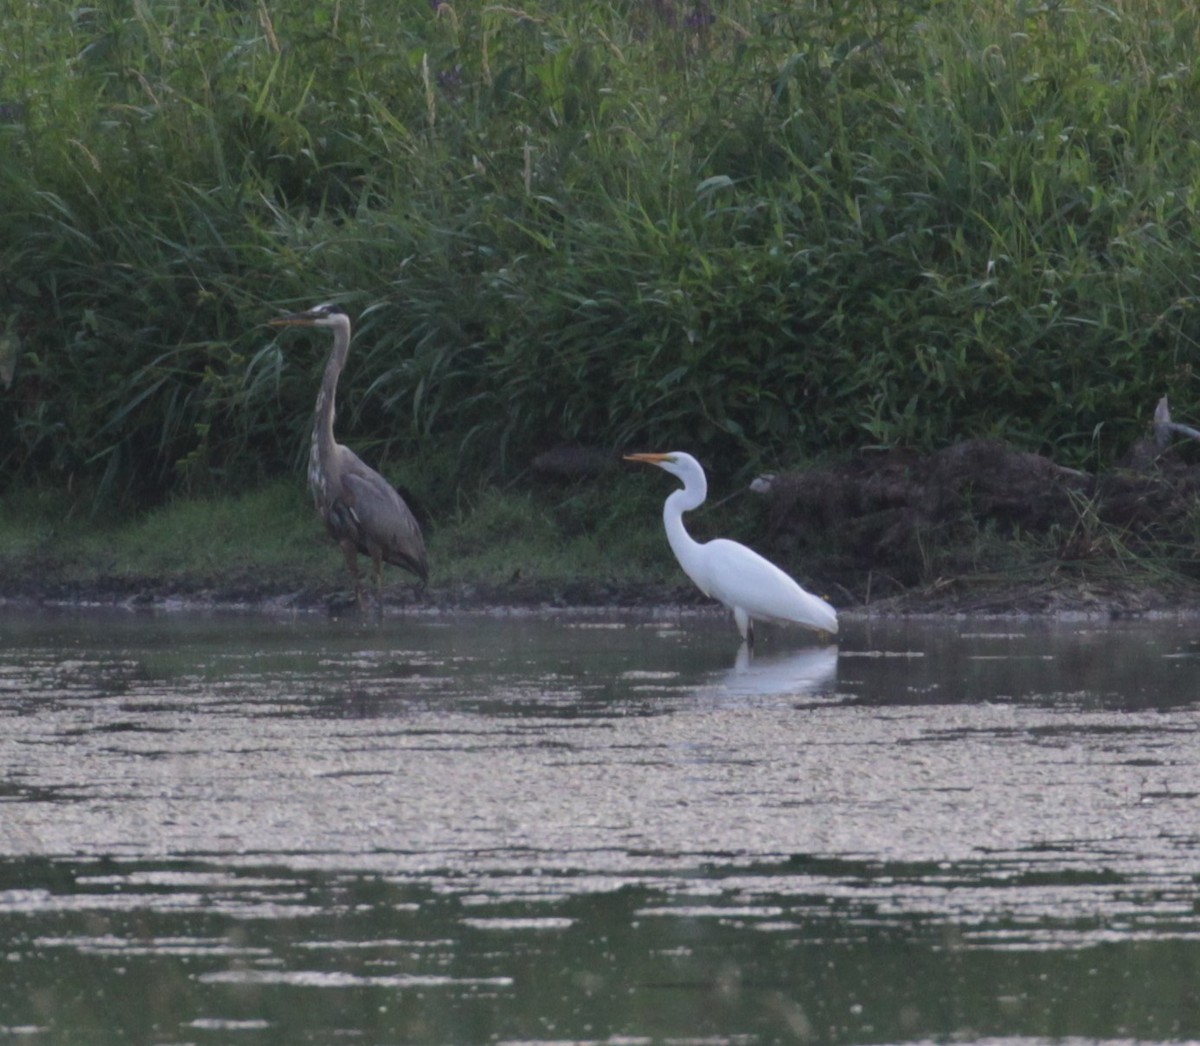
[340,458,429,582]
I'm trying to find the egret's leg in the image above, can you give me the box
[735,641,751,671]
[733,607,753,651]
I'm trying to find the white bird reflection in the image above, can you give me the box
[695,643,839,704]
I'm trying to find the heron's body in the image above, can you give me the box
[272,304,428,611]
[625,451,836,646]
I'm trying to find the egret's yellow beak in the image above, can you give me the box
[624,452,674,465]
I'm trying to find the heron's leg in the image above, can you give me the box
[340,540,365,612]
[371,550,385,621]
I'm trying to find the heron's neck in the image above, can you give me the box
[309,318,351,490]
[311,355,341,453]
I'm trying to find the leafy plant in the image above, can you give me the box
[2,0,1198,510]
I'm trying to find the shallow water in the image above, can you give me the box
[1,606,1198,1043]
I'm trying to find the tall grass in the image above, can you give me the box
[2,0,1199,507]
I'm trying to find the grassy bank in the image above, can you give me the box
[0,470,697,605]
[3,0,1199,511]
[4,458,1198,616]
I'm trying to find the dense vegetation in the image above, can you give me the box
[3,0,1199,509]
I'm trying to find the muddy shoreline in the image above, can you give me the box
[5,437,1198,621]
[3,570,1196,620]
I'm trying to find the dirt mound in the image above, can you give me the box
[758,436,1200,605]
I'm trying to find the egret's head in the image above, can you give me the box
[269,302,349,329]
[625,452,675,467]
[624,451,702,482]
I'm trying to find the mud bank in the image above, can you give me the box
[4,438,1199,620]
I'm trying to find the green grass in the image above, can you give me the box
[4,463,1195,611]
[3,0,1200,511]
[0,470,714,599]
[0,480,324,589]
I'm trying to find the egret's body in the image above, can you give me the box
[625,451,837,645]
[270,304,428,612]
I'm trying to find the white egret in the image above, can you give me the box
[625,451,837,646]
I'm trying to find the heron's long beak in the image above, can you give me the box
[269,312,319,328]
[624,452,674,465]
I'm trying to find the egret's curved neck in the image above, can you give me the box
[662,469,707,567]
[312,316,352,462]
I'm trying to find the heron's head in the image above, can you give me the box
[269,302,349,330]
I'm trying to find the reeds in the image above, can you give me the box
[3,0,1198,505]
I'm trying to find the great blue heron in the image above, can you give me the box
[270,303,428,612]
[624,451,837,648]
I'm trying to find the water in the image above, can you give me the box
[1,606,1198,1044]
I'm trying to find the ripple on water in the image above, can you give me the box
[4,611,1200,1044]
[197,970,514,988]
[34,935,272,959]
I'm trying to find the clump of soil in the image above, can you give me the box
[757,436,1200,615]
